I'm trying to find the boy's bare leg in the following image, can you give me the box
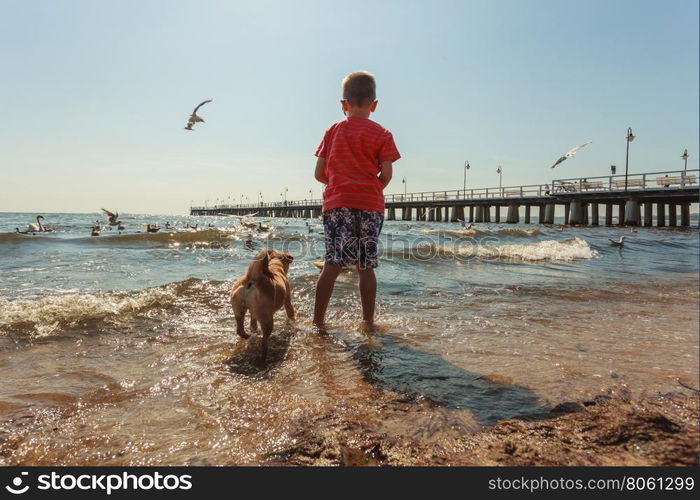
[313,263,343,328]
[356,265,377,326]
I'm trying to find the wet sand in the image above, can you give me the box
[2,388,696,466]
[266,390,699,466]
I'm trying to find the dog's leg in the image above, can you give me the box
[260,318,273,361]
[284,292,295,320]
[250,316,258,332]
[234,312,250,339]
[231,289,250,339]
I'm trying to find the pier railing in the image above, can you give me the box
[551,169,698,194]
[190,169,698,211]
[384,183,548,203]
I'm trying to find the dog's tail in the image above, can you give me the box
[248,250,273,282]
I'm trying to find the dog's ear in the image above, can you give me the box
[270,250,293,263]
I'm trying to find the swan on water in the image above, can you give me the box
[27,215,53,232]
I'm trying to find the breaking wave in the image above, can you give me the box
[383,237,598,262]
[0,278,225,338]
[420,228,542,238]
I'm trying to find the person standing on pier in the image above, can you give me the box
[312,71,400,330]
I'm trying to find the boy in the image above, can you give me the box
[312,71,400,330]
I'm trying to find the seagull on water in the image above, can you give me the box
[184,99,213,131]
[457,219,474,229]
[608,236,626,248]
[550,141,592,168]
[101,208,119,225]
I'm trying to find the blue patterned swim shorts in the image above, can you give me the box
[323,208,384,269]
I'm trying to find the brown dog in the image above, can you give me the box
[230,249,295,360]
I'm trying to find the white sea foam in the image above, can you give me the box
[420,228,542,238]
[458,237,599,261]
[388,237,599,262]
[0,286,179,337]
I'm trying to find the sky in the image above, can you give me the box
[1,0,698,215]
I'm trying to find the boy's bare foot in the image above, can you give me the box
[360,320,376,335]
[312,321,328,335]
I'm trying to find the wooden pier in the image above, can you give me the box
[191,169,699,227]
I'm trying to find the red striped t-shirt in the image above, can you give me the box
[315,116,400,214]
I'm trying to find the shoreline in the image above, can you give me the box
[264,391,699,466]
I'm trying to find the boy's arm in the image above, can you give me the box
[378,161,393,188]
[314,157,328,184]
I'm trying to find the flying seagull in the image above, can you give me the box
[101,208,119,225]
[185,99,213,131]
[608,236,626,248]
[550,141,592,168]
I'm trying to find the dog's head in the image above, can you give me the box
[267,250,294,272]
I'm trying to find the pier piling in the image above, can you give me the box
[657,203,665,227]
[605,203,613,226]
[543,204,555,224]
[591,203,599,226]
[474,206,484,223]
[506,204,519,223]
[618,203,625,226]
[681,203,690,227]
[624,200,641,226]
[644,202,653,227]
[669,204,677,227]
[568,201,583,225]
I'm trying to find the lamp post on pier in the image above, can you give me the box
[497,166,502,195]
[624,127,635,192]
[681,149,689,187]
[463,160,470,198]
[402,177,406,198]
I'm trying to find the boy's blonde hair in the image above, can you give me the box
[341,71,376,107]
